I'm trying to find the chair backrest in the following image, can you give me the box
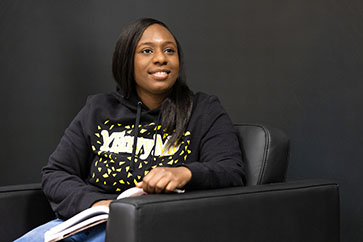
[234,124,289,186]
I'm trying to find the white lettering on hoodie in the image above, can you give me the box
[99,130,181,159]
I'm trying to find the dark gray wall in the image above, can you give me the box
[0,1,362,241]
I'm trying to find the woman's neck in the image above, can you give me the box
[136,90,169,110]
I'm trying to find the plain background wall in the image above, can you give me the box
[0,0,362,241]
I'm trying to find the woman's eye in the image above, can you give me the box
[141,49,153,54]
[165,48,175,54]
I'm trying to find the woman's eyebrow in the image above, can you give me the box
[138,41,176,46]
[139,42,154,46]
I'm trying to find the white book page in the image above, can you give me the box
[44,214,108,242]
[117,187,147,199]
[46,205,109,235]
[116,186,184,200]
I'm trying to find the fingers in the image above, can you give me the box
[136,181,143,188]
[142,168,175,193]
[165,180,179,193]
[152,176,175,193]
[140,167,191,194]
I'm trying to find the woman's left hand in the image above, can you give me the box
[136,166,192,193]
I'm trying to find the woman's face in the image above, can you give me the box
[133,24,179,102]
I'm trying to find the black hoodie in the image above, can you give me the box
[41,90,245,219]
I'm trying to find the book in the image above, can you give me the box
[44,187,184,242]
[43,187,147,242]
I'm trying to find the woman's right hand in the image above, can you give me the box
[91,200,112,207]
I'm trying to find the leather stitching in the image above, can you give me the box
[258,125,270,184]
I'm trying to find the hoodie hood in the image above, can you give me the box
[113,87,161,115]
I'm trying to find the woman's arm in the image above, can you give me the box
[41,98,116,219]
[183,95,245,189]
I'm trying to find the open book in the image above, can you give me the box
[44,187,184,242]
[43,187,147,242]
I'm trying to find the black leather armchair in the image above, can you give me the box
[0,124,340,242]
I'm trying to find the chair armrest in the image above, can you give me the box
[107,180,340,242]
[0,183,55,241]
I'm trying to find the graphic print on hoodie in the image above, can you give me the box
[89,119,191,192]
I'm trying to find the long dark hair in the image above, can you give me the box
[112,18,193,147]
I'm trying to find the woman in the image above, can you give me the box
[15,18,245,242]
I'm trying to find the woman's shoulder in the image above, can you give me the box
[85,92,119,103]
[188,91,232,132]
[193,91,222,108]
[82,92,124,110]
[73,92,124,119]
[193,91,218,100]
[190,92,228,122]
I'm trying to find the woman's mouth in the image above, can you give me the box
[149,70,170,79]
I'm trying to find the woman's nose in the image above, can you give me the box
[152,50,167,65]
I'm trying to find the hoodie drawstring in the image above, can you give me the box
[130,101,142,172]
[147,112,161,170]
[130,102,162,173]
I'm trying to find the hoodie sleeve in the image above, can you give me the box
[41,97,117,219]
[183,95,245,189]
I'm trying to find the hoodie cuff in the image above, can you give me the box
[180,162,206,190]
